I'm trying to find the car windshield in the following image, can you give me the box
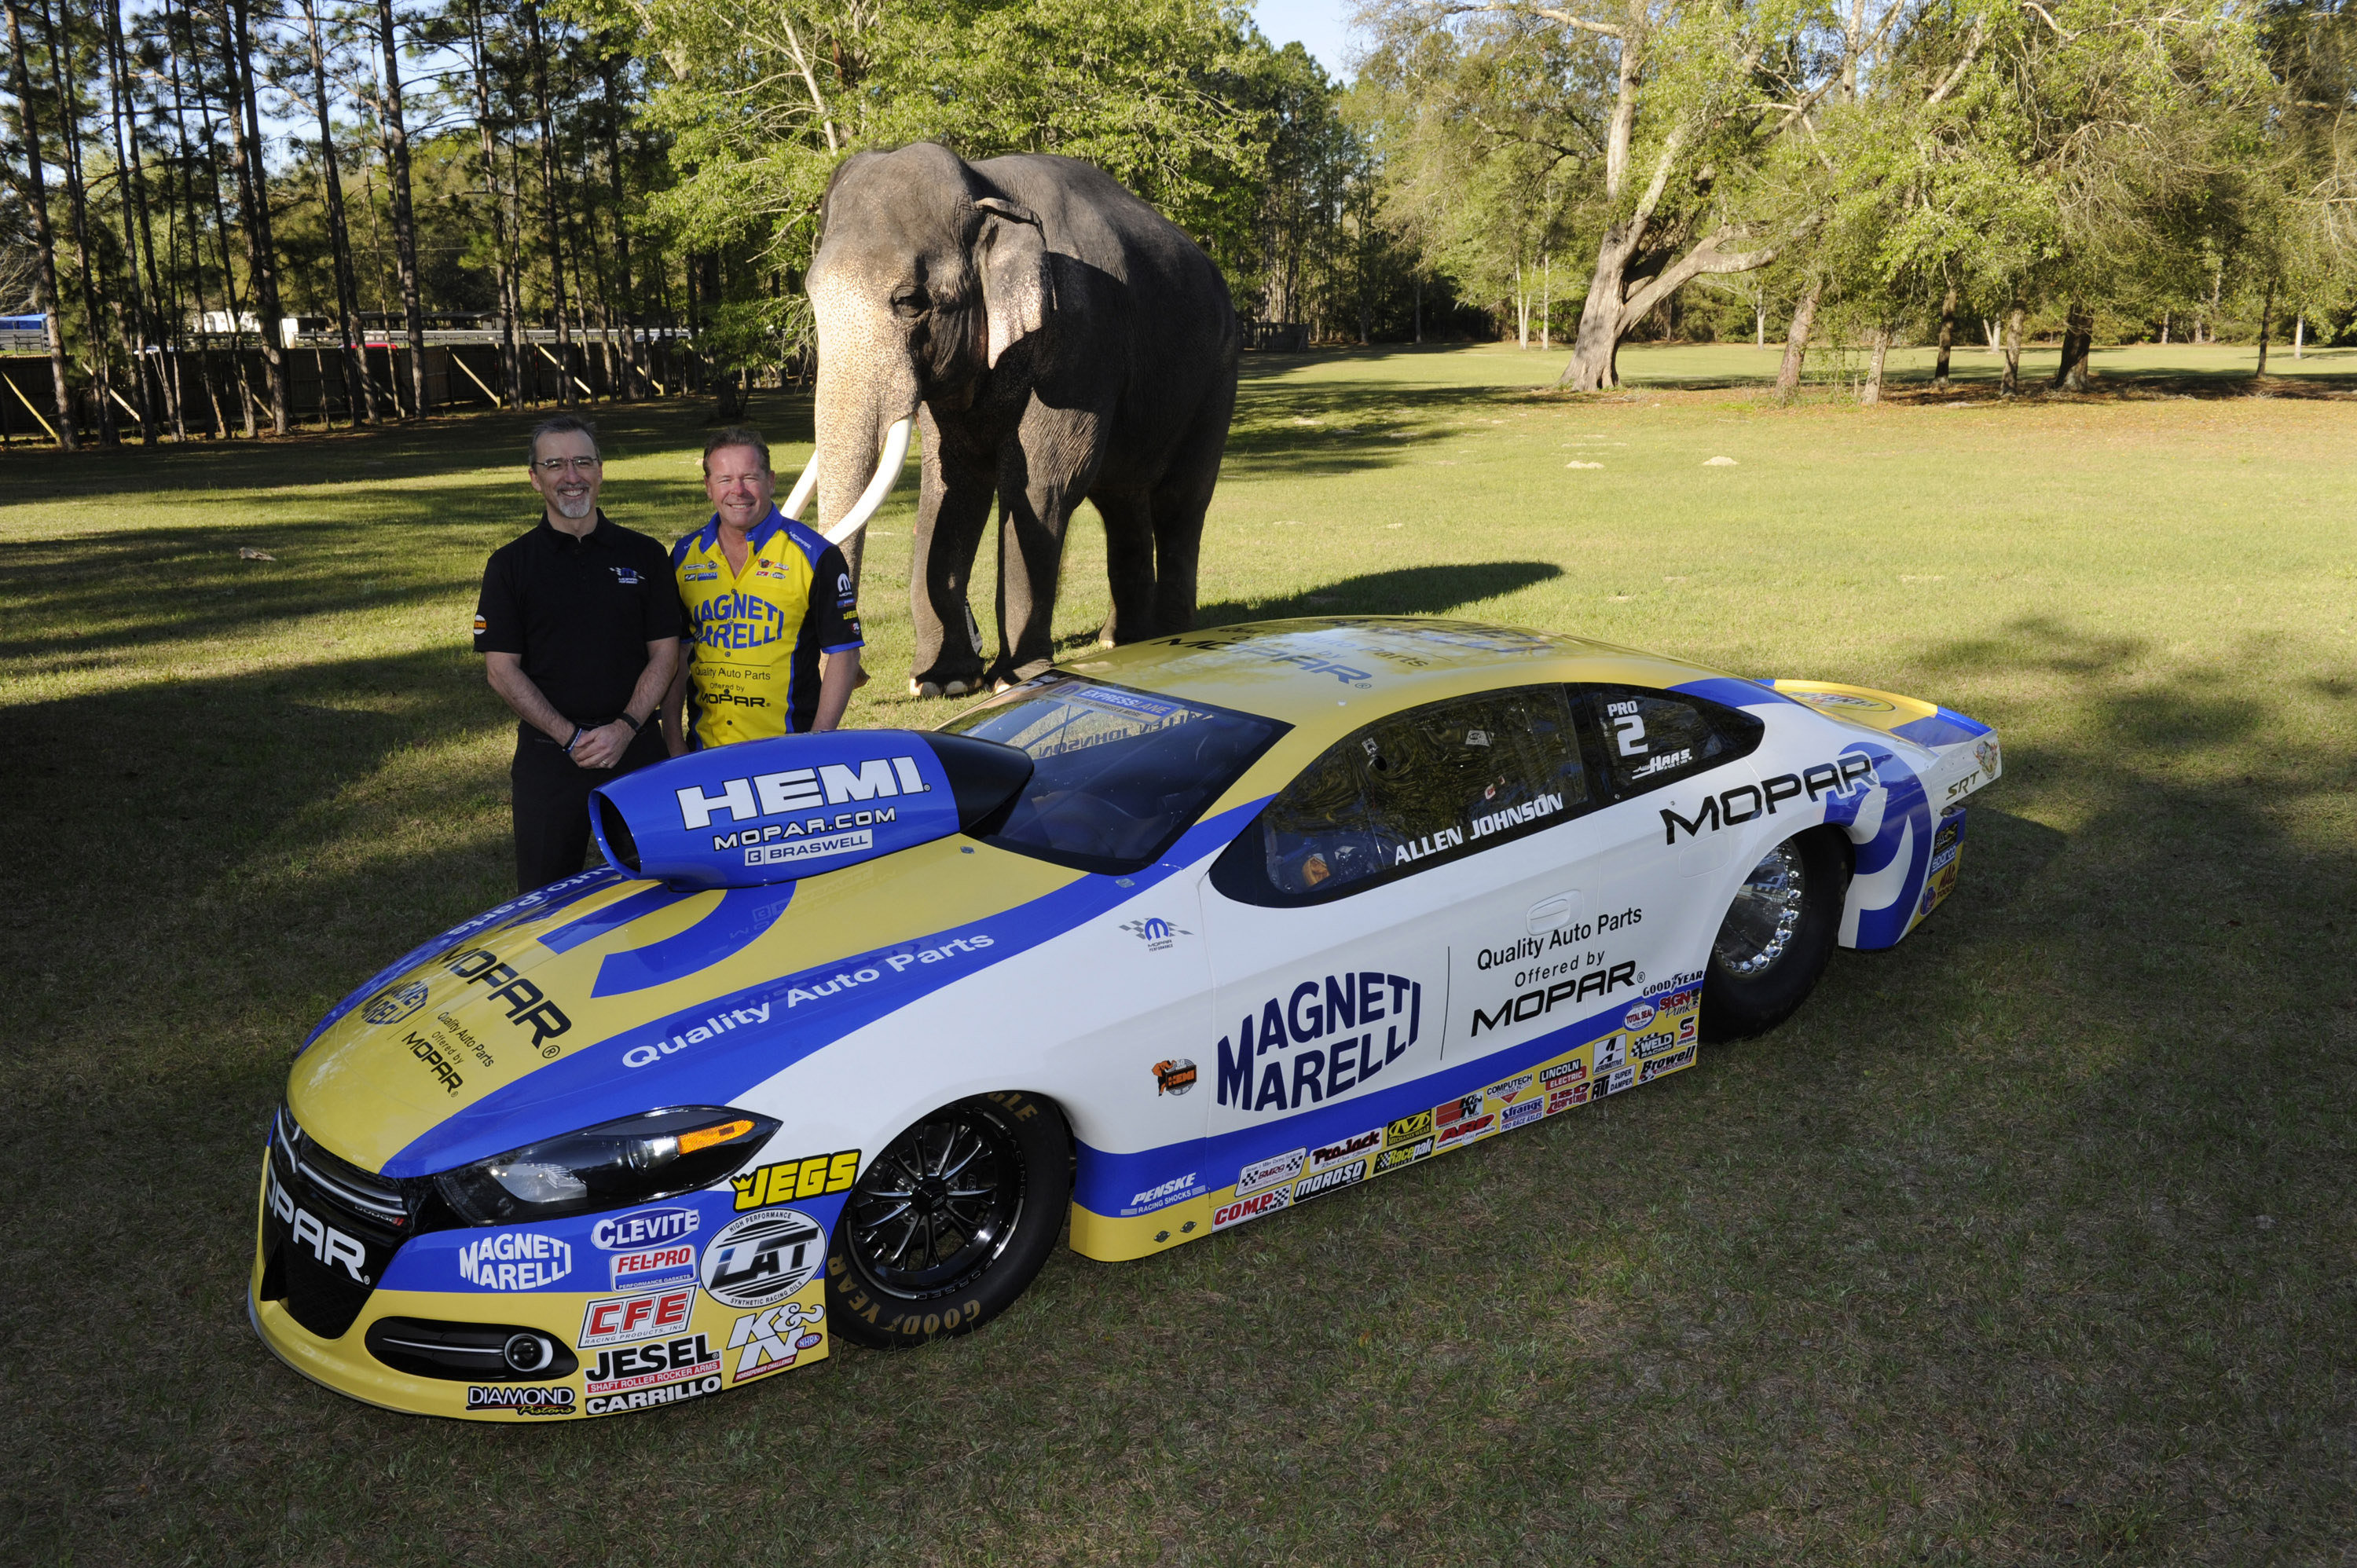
[938,675,1285,874]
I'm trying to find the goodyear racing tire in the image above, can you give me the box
[1701,830,1847,1043]
[826,1091,1070,1350]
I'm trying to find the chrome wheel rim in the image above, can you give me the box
[843,1105,1025,1301]
[1714,841,1805,977]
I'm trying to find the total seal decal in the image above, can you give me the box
[700,1208,825,1309]
[1215,969,1427,1114]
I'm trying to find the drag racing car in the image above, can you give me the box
[252,617,2001,1420]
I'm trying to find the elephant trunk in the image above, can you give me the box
[812,348,919,589]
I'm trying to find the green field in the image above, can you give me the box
[2,343,2352,1563]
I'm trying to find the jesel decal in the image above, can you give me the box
[1215,971,1425,1113]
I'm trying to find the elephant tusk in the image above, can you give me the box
[822,418,914,545]
[780,448,822,522]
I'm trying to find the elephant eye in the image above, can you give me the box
[892,287,930,319]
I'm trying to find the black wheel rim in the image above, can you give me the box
[1714,841,1806,978]
[842,1103,1025,1301]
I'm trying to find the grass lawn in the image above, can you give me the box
[2,343,2353,1564]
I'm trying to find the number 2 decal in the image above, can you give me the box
[1614,714,1648,757]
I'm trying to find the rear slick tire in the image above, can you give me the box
[1701,830,1847,1042]
[824,1091,1070,1350]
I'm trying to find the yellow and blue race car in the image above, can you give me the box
[252,618,2001,1420]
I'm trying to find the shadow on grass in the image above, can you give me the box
[1197,560,1565,625]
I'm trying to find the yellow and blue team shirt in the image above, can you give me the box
[671,508,863,747]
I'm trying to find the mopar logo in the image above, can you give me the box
[1660,756,1875,843]
[443,949,570,1049]
[592,1207,700,1251]
[1469,963,1640,1037]
[267,1171,370,1283]
[674,757,931,830]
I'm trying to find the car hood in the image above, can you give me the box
[284,833,1109,1179]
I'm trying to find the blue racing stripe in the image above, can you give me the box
[380,801,1268,1178]
[1671,676,1797,711]
[539,883,692,954]
[592,883,797,996]
[1891,706,1990,747]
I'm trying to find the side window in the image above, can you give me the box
[1215,686,1589,906]
[1581,687,1764,797]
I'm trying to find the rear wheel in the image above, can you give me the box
[825,1092,1069,1349]
[1701,831,1846,1042]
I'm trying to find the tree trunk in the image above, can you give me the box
[2160,310,2169,345]
[2255,277,2274,377]
[100,0,160,442]
[469,0,520,407]
[2294,313,2304,360]
[600,53,640,399]
[1563,222,1640,391]
[163,13,226,439]
[1774,280,1822,401]
[2051,301,2091,390]
[1413,273,1423,343]
[1933,285,1956,390]
[4,0,79,447]
[2000,305,2022,394]
[526,0,574,405]
[45,0,120,445]
[192,42,258,438]
[302,0,372,425]
[376,0,430,417]
[222,0,288,434]
[1862,325,1890,404]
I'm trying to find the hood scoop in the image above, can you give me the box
[592,730,1032,889]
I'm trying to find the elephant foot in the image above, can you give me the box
[908,677,977,699]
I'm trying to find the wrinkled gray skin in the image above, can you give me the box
[808,144,1239,693]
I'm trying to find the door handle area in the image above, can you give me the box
[1527,892,1584,935]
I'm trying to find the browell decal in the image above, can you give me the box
[1640,1043,1699,1082]
[1659,756,1875,843]
[578,1285,695,1349]
[729,1300,825,1384]
[1215,970,1426,1113]
[732,1150,860,1211]
[456,1230,572,1291]
[442,948,570,1049]
[674,757,932,830]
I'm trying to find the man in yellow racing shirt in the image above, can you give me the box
[664,427,865,750]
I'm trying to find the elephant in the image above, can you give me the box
[804,142,1240,695]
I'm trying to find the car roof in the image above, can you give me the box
[1043,617,1747,729]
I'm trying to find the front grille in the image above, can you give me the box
[273,1108,409,1225]
[366,1317,579,1382]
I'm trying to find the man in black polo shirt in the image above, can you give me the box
[473,415,681,891]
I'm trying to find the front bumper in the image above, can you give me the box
[248,1150,837,1422]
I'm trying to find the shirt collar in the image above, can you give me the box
[702,507,786,555]
[538,508,613,547]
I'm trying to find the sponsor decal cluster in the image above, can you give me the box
[467,1384,575,1416]
[1639,1043,1699,1083]
[1659,756,1875,844]
[457,1230,573,1291]
[585,1333,721,1398]
[733,1150,860,1210]
[1122,1171,1203,1218]
[445,947,571,1051]
[1215,969,1426,1114]
[578,1285,695,1349]
[729,1300,825,1384]
[701,1208,824,1309]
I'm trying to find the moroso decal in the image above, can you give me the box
[1293,1159,1369,1200]
[1215,970,1427,1112]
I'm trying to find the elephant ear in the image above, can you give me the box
[975,197,1053,369]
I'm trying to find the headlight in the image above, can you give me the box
[435,1106,779,1225]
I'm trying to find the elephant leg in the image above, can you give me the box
[909,419,994,696]
[994,416,1105,683]
[1143,387,1234,636]
[1090,486,1158,649]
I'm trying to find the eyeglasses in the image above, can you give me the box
[535,456,602,474]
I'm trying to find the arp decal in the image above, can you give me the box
[1436,1113,1495,1148]
[728,1301,825,1384]
[700,1209,824,1309]
[1659,755,1875,843]
[1215,970,1426,1113]
[577,1285,696,1350]
[731,1150,860,1210]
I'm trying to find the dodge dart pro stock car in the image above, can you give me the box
[253,617,2000,1420]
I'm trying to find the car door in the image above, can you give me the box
[1197,685,1594,1219]
[1439,684,1767,1101]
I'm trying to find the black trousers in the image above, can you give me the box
[511,724,671,892]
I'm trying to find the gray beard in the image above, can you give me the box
[551,491,595,521]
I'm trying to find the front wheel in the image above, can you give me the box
[1701,831,1847,1042]
[825,1091,1070,1349]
